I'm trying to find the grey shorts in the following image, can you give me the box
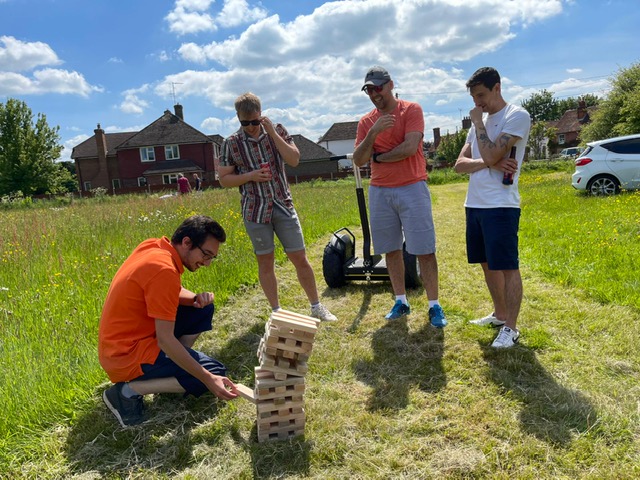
[244,205,306,255]
[369,181,436,255]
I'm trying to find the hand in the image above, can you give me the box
[194,292,214,308]
[470,106,483,124]
[252,165,272,182]
[260,116,276,136]
[371,114,395,135]
[495,156,518,174]
[208,375,238,400]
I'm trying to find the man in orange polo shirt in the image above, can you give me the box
[353,66,447,328]
[99,215,238,427]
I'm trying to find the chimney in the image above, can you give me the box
[174,104,184,120]
[577,100,587,120]
[94,123,109,188]
[433,127,441,149]
[462,116,472,130]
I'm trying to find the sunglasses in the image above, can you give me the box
[362,82,389,95]
[240,119,261,126]
[196,244,217,261]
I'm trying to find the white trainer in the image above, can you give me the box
[311,303,337,322]
[491,326,520,348]
[470,312,505,327]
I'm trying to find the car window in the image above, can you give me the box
[581,146,593,156]
[603,138,640,154]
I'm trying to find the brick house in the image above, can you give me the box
[550,100,597,154]
[287,134,337,178]
[71,105,219,193]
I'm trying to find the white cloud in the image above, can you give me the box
[166,0,268,35]
[119,85,151,115]
[0,35,61,71]
[200,116,223,133]
[567,68,582,74]
[108,57,124,64]
[0,69,102,97]
[216,0,268,28]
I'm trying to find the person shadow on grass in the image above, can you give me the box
[480,344,598,446]
[353,315,446,412]
[64,321,311,478]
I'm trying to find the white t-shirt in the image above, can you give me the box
[464,103,531,208]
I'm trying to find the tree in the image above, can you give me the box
[0,98,64,196]
[521,89,559,122]
[556,94,600,115]
[435,129,468,166]
[580,62,640,143]
[527,122,558,159]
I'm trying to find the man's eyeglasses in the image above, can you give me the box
[362,82,389,95]
[240,119,261,126]
[196,245,217,261]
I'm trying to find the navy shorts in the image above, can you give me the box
[466,207,520,270]
[136,304,227,397]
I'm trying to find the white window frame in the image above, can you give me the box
[137,177,147,187]
[140,147,156,162]
[112,179,121,189]
[165,145,180,160]
[558,134,565,145]
[163,173,179,185]
[84,181,92,191]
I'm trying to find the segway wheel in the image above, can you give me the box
[403,244,422,289]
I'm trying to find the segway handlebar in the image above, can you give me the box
[329,154,353,161]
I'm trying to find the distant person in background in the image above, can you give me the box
[193,173,202,192]
[218,92,337,322]
[353,66,447,328]
[454,66,531,348]
[99,215,238,427]
[177,173,191,194]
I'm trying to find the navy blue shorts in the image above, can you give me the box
[136,304,227,397]
[465,207,520,270]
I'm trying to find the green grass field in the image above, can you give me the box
[1,166,639,478]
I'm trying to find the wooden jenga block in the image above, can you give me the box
[234,384,256,403]
[256,397,305,414]
[271,309,320,327]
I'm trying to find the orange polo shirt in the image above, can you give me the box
[356,99,427,187]
[98,237,184,383]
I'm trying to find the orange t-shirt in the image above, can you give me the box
[355,99,427,187]
[98,237,184,382]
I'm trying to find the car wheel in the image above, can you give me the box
[403,244,422,289]
[587,175,620,195]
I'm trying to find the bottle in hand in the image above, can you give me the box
[502,146,516,186]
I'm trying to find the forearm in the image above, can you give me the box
[473,121,510,166]
[353,130,377,167]
[218,169,256,188]
[375,137,420,164]
[454,155,490,173]
[158,335,217,384]
[270,134,300,167]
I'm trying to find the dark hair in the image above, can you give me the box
[466,67,501,90]
[171,215,226,247]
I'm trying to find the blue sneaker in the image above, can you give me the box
[429,304,448,328]
[385,300,410,320]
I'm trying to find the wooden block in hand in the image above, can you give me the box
[235,383,256,404]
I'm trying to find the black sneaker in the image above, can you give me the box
[103,383,145,427]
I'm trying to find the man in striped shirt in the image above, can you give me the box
[219,92,337,322]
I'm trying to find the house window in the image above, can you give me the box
[112,179,121,189]
[558,134,565,145]
[140,147,156,162]
[84,181,92,191]
[163,173,179,185]
[137,177,147,187]
[165,145,179,160]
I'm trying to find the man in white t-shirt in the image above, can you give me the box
[454,67,531,348]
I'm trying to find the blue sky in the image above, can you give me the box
[1,0,639,162]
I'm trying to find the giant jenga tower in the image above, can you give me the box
[235,309,319,442]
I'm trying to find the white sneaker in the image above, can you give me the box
[470,312,505,327]
[491,326,520,348]
[311,303,337,322]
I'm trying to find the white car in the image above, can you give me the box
[571,133,640,195]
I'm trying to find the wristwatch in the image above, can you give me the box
[372,152,381,163]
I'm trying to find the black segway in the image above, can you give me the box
[322,154,421,289]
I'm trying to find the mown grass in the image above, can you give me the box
[1,167,639,478]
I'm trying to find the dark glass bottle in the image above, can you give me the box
[502,146,516,185]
